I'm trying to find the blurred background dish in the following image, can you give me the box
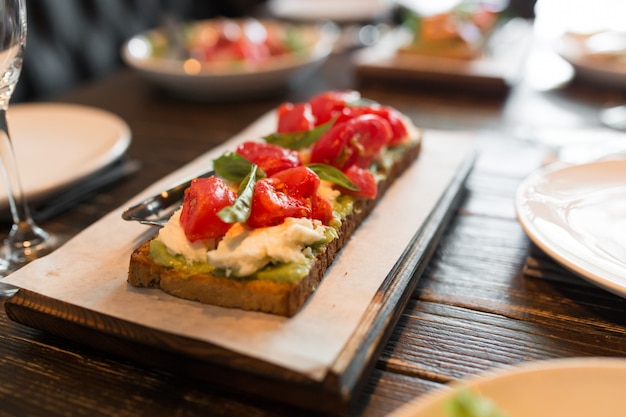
[389,358,626,417]
[354,14,533,95]
[121,18,338,101]
[395,0,509,60]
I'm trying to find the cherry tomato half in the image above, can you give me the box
[180,177,237,242]
[308,90,361,125]
[247,166,331,228]
[337,105,409,146]
[277,102,315,133]
[309,114,392,170]
[338,165,377,199]
[310,193,333,224]
[235,141,301,177]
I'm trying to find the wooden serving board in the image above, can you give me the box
[4,148,474,414]
[354,19,534,95]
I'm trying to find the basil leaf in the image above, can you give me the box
[218,165,259,223]
[307,163,359,191]
[263,118,335,150]
[213,152,265,182]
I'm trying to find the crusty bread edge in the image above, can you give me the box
[128,137,422,317]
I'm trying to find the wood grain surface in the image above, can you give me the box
[2,41,626,417]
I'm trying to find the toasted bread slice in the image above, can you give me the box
[128,138,422,317]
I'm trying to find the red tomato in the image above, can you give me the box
[308,90,360,125]
[337,105,409,146]
[309,114,392,170]
[247,166,331,228]
[277,102,315,133]
[247,179,310,228]
[229,38,270,62]
[338,165,377,199]
[235,141,301,176]
[269,165,320,198]
[310,194,333,224]
[179,177,237,242]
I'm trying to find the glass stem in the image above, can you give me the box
[0,108,49,262]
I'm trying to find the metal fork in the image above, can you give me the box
[121,170,214,227]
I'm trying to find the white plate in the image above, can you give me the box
[515,159,626,297]
[390,357,626,417]
[267,0,392,22]
[121,19,338,101]
[4,103,131,208]
[555,31,626,87]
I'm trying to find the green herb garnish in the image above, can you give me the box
[307,163,358,191]
[263,118,335,150]
[218,165,259,223]
[213,152,266,182]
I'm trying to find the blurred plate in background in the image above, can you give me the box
[3,103,131,209]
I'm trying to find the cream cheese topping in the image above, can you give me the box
[158,211,328,277]
[207,217,327,277]
[157,209,214,263]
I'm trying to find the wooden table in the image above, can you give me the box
[2,44,626,417]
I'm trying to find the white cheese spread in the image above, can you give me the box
[157,209,214,263]
[207,217,327,277]
[158,211,328,277]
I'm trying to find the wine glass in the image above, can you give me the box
[0,0,60,288]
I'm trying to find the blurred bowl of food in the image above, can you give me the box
[122,18,338,101]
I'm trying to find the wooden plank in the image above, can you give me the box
[4,152,474,414]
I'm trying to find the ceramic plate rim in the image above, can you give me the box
[515,159,626,297]
[4,102,131,207]
[390,357,626,417]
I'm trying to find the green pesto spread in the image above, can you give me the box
[149,221,337,284]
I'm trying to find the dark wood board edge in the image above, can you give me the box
[330,151,475,403]
[4,290,348,412]
[3,152,475,414]
[356,65,511,96]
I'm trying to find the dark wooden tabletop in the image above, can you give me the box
[2,34,626,417]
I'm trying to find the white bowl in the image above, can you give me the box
[121,19,338,101]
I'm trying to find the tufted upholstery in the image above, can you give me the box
[14,0,264,102]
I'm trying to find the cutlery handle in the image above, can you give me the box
[121,170,215,227]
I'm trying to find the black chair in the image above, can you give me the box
[14,0,265,102]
